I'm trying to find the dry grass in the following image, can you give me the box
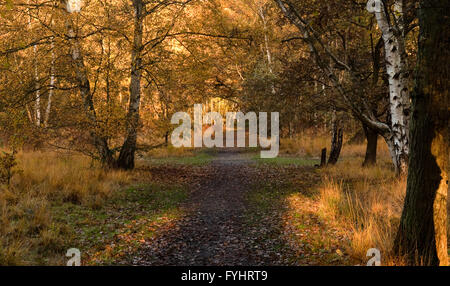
[316,171,406,265]
[313,138,408,265]
[280,131,392,160]
[312,136,450,265]
[280,134,329,157]
[16,152,131,204]
[0,151,132,265]
[275,132,413,265]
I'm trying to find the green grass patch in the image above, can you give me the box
[252,155,318,166]
[144,151,213,166]
[51,183,188,265]
[245,178,350,265]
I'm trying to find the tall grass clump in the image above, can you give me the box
[317,158,407,265]
[0,151,132,265]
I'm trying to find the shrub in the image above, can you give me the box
[0,151,21,187]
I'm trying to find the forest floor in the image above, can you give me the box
[99,149,353,266]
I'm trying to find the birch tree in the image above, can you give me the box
[64,7,116,166]
[273,0,413,174]
[367,0,412,174]
[44,34,55,128]
[28,2,41,127]
[116,0,144,170]
[256,2,276,95]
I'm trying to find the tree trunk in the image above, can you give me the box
[65,12,115,168]
[320,148,327,167]
[362,124,378,166]
[44,36,55,128]
[328,128,343,165]
[28,3,41,127]
[328,112,343,165]
[393,0,449,266]
[117,0,144,170]
[165,131,169,145]
[258,5,276,95]
[33,43,41,127]
[367,0,411,175]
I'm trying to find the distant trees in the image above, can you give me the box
[393,0,449,266]
[1,0,203,168]
[0,0,256,168]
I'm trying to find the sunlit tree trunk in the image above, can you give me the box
[117,0,144,170]
[393,0,449,265]
[44,36,55,128]
[257,4,276,95]
[33,44,41,127]
[28,3,41,126]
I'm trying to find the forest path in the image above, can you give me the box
[126,149,349,266]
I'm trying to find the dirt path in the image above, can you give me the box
[129,150,258,265]
[126,150,347,266]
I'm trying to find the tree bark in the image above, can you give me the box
[320,148,327,168]
[33,43,41,127]
[328,111,343,165]
[393,0,449,266]
[367,0,411,175]
[258,4,276,95]
[28,3,41,127]
[117,0,144,170]
[362,124,378,166]
[44,36,55,128]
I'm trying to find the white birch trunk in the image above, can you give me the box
[117,0,144,170]
[44,37,55,128]
[28,4,41,126]
[367,0,410,174]
[34,44,41,126]
[258,5,276,95]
